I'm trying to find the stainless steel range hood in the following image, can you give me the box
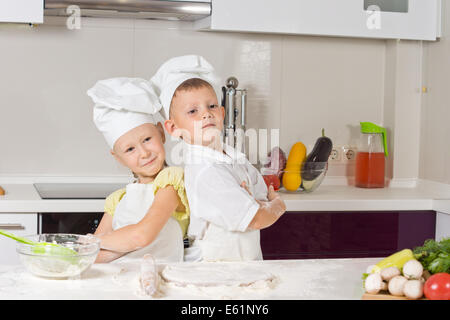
[44,0,211,21]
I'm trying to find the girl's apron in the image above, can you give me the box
[112,182,184,263]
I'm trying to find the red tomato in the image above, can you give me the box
[424,273,450,300]
[263,175,281,191]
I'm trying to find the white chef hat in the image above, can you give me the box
[150,55,221,119]
[87,77,162,149]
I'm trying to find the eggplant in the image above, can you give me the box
[301,129,333,181]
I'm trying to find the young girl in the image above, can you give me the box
[87,77,189,263]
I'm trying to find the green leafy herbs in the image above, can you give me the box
[413,237,450,274]
[361,273,370,288]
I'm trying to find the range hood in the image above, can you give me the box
[44,0,211,21]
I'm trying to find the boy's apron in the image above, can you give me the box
[185,223,263,262]
[112,182,183,263]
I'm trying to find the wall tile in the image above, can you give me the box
[279,35,385,157]
[0,19,134,175]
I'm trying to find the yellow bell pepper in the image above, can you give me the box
[371,249,415,273]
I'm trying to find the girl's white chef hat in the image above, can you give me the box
[87,77,162,149]
[150,55,221,119]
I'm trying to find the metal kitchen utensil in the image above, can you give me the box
[222,76,247,154]
[0,229,77,256]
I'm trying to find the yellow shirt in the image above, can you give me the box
[103,166,190,237]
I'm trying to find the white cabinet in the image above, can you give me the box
[0,0,43,24]
[0,214,38,265]
[196,0,441,41]
[436,212,450,241]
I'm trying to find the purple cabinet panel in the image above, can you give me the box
[260,211,436,260]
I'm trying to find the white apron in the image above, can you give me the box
[112,182,184,263]
[185,223,263,262]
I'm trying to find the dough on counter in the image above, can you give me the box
[160,261,277,287]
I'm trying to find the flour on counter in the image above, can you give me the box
[158,261,278,299]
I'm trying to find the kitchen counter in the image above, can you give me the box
[0,178,449,214]
[0,257,379,300]
[281,179,450,213]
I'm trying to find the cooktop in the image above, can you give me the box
[33,183,126,199]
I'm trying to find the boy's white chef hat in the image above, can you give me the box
[150,55,221,119]
[87,77,162,149]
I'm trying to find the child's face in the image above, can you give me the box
[111,123,166,182]
[164,85,225,147]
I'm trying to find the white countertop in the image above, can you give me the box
[282,180,450,213]
[0,178,449,214]
[0,257,379,300]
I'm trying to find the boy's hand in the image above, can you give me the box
[241,182,279,201]
[257,197,286,218]
[241,181,286,215]
[267,185,280,201]
[240,181,253,196]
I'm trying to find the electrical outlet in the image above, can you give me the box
[342,146,357,161]
[329,147,341,162]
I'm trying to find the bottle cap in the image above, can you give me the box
[360,122,388,157]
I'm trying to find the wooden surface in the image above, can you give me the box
[362,292,427,300]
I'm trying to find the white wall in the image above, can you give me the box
[420,0,450,184]
[383,39,424,183]
[0,15,429,181]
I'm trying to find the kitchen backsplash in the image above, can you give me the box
[419,0,450,185]
[0,14,448,184]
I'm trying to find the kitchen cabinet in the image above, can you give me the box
[196,0,441,41]
[0,0,43,24]
[436,212,450,241]
[260,211,436,260]
[0,213,38,265]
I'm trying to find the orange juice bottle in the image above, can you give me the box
[355,122,388,188]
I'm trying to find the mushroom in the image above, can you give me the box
[402,259,423,280]
[388,275,408,296]
[403,280,423,300]
[365,273,383,294]
[366,265,376,274]
[380,266,401,281]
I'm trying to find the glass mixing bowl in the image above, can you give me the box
[16,233,100,279]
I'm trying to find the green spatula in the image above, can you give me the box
[0,229,77,256]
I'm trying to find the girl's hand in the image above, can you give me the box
[80,233,100,245]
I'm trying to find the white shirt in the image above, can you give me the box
[182,142,268,261]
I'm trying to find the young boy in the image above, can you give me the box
[151,55,286,262]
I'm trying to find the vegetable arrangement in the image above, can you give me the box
[413,238,450,274]
[262,129,332,192]
[362,238,450,300]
